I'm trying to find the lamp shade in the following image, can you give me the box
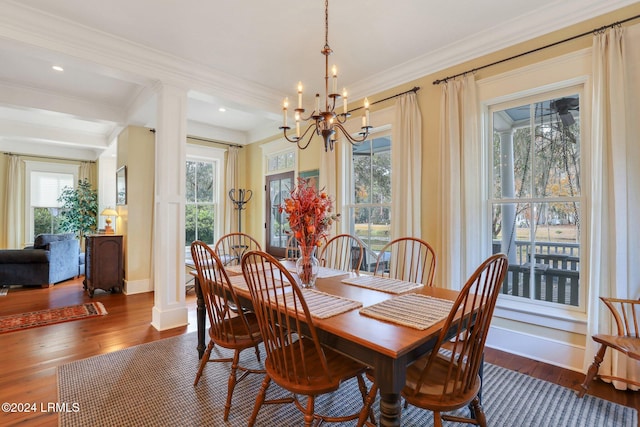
[101,208,118,217]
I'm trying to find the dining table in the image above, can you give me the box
[192,261,462,427]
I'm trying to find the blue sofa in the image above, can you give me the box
[0,233,81,287]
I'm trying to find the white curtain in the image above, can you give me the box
[319,146,337,237]
[225,146,239,234]
[390,92,422,239]
[585,25,640,390]
[439,75,482,290]
[3,155,23,248]
[79,161,91,183]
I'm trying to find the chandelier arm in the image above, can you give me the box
[295,123,318,150]
[333,122,369,145]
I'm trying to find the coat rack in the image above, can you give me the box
[228,189,253,233]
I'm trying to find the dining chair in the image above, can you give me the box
[358,253,508,427]
[190,240,264,422]
[214,232,261,266]
[373,237,437,286]
[319,233,364,272]
[241,250,372,427]
[578,297,640,397]
[283,234,300,261]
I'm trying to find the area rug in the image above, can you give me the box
[0,302,107,334]
[57,332,637,427]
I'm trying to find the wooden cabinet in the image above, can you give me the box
[84,234,123,297]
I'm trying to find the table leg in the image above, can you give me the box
[379,393,402,427]
[194,276,206,359]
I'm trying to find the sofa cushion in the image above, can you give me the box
[34,233,76,249]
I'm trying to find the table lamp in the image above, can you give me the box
[101,208,118,234]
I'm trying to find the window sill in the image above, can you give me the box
[494,297,587,335]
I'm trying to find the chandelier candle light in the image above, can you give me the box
[280,0,372,152]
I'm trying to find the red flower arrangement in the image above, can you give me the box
[280,177,340,249]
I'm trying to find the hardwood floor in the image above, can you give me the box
[0,277,637,426]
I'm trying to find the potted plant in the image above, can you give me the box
[58,179,98,244]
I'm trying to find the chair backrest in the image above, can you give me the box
[374,237,437,286]
[283,234,300,261]
[408,253,508,400]
[241,250,333,386]
[319,234,364,272]
[214,232,262,266]
[600,297,640,338]
[190,240,256,345]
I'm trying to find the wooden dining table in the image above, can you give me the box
[192,262,461,427]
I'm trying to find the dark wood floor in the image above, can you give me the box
[0,277,637,426]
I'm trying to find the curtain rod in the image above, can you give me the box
[433,13,640,85]
[347,86,420,113]
[3,152,95,163]
[149,128,243,148]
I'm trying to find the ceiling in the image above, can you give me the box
[0,0,635,160]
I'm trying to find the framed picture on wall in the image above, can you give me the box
[300,169,319,190]
[116,166,127,205]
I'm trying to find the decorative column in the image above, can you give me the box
[151,83,188,331]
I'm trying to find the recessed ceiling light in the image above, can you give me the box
[52,65,64,72]
[218,107,226,112]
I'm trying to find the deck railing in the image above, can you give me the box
[495,240,580,306]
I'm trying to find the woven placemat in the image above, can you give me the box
[281,289,362,319]
[341,275,423,294]
[359,293,454,330]
[228,274,291,292]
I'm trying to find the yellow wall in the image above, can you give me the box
[116,126,155,287]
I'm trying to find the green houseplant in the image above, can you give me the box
[57,178,98,242]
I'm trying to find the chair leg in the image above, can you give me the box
[254,343,261,362]
[223,350,241,421]
[470,396,486,427]
[578,344,608,398]
[433,411,443,427]
[304,395,315,427]
[248,375,271,427]
[193,340,214,386]
[357,383,378,427]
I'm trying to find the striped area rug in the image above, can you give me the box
[57,332,637,427]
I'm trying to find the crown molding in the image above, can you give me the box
[349,0,638,98]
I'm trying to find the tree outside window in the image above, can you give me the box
[185,160,216,245]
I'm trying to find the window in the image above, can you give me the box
[489,90,582,309]
[344,133,392,270]
[185,160,216,245]
[25,161,78,243]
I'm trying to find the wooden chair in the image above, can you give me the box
[214,232,261,266]
[283,234,300,261]
[358,253,508,427]
[190,241,264,422]
[578,297,640,397]
[319,233,364,272]
[373,237,437,286]
[241,250,371,427]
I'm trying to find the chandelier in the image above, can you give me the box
[280,0,371,152]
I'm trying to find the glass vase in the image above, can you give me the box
[296,245,320,288]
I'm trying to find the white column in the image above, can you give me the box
[499,129,517,265]
[151,83,188,331]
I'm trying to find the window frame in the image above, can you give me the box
[24,160,79,244]
[477,49,592,334]
[185,144,225,249]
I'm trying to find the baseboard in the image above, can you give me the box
[124,278,152,295]
[486,325,585,372]
[151,305,189,331]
